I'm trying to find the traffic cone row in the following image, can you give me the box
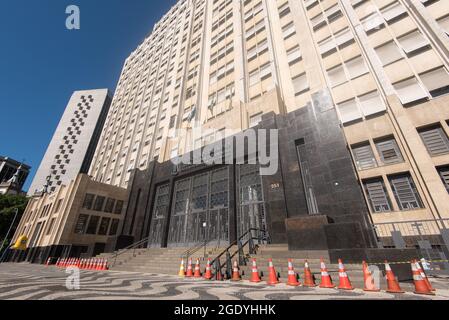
[55,257,109,271]
[175,258,437,295]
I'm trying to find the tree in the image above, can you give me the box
[0,194,29,252]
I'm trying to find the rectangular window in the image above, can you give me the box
[46,218,56,235]
[352,143,377,170]
[397,31,430,55]
[74,214,89,234]
[327,65,346,87]
[375,137,403,165]
[337,99,362,124]
[98,217,111,236]
[358,91,386,116]
[249,112,263,128]
[419,67,449,97]
[389,174,423,211]
[93,196,106,211]
[438,166,449,193]
[104,198,115,213]
[109,219,120,236]
[86,216,100,234]
[418,125,449,156]
[114,200,124,215]
[393,77,428,105]
[82,194,95,210]
[375,41,403,66]
[292,73,309,95]
[345,56,368,79]
[364,178,392,213]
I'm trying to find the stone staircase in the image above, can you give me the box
[96,243,419,291]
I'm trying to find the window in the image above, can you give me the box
[109,219,120,236]
[74,214,89,234]
[104,198,115,213]
[393,78,428,105]
[437,166,449,193]
[345,56,368,79]
[98,217,111,235]
[93,196,105,211]
[337,99,362,124]
[86,216,100,234]
[287,46,301,65]
[381,1,407,23]
[418,125,449,156]
[82,194,95,210]
[359,91,386,116]
[114,200,124,215]
[397,31,430,55]
[292,73,309,95]
[389,174,423,210]
[334,28,354,48]
[362,12,384,32]
[364,178,392,213]
[249,112,263,128]
[375,41,402,66]
[419,67,449,97]
[327,65,346,87]
[46,218,56,235]
[352,143,377,170]
[375,137,403,165]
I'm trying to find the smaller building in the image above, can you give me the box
[0,156,30,195]
[7,174,128,264]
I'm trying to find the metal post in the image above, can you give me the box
[226,251,232,279]
[0,208,20,263]
[238,240,245,266]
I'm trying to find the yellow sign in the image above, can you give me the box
[11,236,28,251]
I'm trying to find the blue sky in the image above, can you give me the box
[0,0,176,191]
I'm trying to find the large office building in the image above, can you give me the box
[9,0,449,263]
[28,89,112,196]
[85,0,449,256]
[0,156,30,195]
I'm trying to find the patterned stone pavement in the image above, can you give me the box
[0,263,448,300]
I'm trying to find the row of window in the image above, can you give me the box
[82,193,124,215]
[352,123,449,171]
[74,214,120,236]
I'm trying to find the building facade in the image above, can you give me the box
[8,174,128,264]
[0,156,30,195]
[86,0,449,255]
[28,89,112,196]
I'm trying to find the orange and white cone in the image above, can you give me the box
[303,260,317,287]
[266,259,280,285]
[104,259,109,271]
[178,259,186,277]
[231,261,242,281]
[45,257,52,266]
[362,261,380,292]
[204,259,213,280]
[186,258,193,277]
[286,259,301,286]
[337,259,354,290]
[194,259,202,278]
[385,261,404,293]
[412,261,435,295]
[55,258,61,267]
[250,259,262,283]
[415,260,435,292]
[319,259,335,289]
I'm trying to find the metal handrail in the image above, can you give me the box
[210,228,269,278]
[110,236,150,267]
[180,239,213,260]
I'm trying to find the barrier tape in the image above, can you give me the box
[369,259,449,266]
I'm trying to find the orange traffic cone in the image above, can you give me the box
[362,261,380,292]
[319,259,335,289]
[250,259,262,283]
[204,259,213,280]
[45,257,52,266]
[337,259,354,290]
[412,261,435,296]
[55,258,60,267]
[231,260,242,281]
[286,259,301,286]
[178,259,186,277]
[303,260,317,287]
[104,259,109,271]
[266,259,280,285]
[185,258,193,277]
[384,261,404,293]
[194,259,202,278]
[415,260,435,292]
